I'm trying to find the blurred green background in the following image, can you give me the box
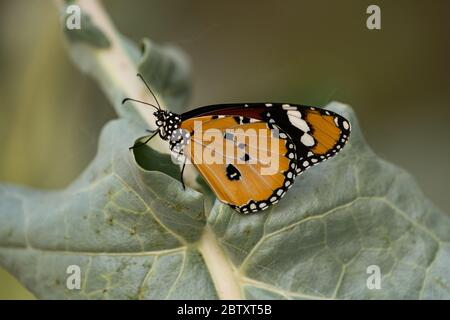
[0,0,449,299]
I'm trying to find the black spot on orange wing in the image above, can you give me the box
[226,164,241,181]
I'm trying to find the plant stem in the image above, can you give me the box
[198,227,243,299]
[55,0,162,134]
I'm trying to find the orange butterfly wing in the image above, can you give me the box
[180,116,297,213]
[304,109,350,155]
[172,103,350,213]
[260,105,351,174]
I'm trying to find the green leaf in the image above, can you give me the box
[0,119,216,299]
[1,103,449,299]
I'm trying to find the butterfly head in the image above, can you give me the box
[154,110,182,139]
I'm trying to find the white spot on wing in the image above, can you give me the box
[343,120,350,130]
[287,110,310,132]
[282,104,297,110]
[301,133,315,147]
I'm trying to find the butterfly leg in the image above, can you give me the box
[129,130,158,150]
[180,159,186,190]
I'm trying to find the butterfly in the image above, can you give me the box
[124,74,351,214]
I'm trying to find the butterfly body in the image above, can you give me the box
[146,103,351,213]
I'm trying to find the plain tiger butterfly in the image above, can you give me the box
[124,74,351,214]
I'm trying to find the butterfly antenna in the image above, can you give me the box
[122,98,159,111]
[136,73,162,110]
